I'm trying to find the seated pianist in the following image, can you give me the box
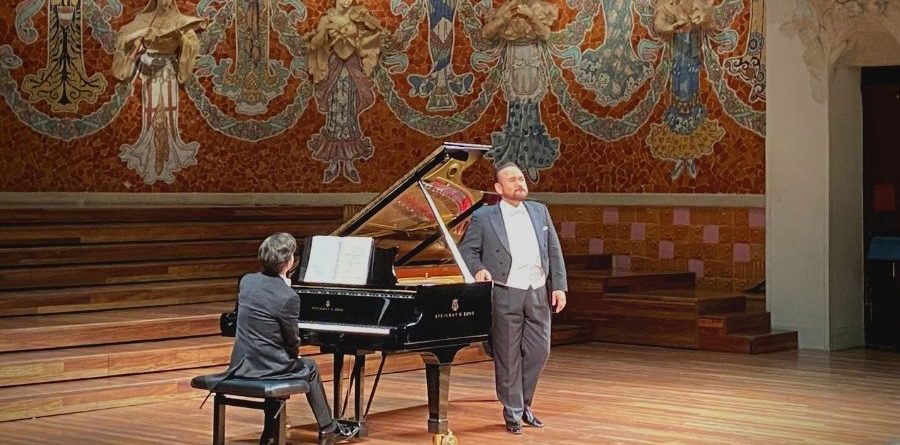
[224,232,357,445]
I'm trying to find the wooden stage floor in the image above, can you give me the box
[2,343,900,445]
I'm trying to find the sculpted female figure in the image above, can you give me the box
[481,0,559,182]
[307,0,387,184]
[112,0,206,184]
[647,0,722,180]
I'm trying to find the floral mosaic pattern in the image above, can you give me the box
[0,0,765,192]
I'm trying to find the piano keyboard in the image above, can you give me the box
[299,321,394,336]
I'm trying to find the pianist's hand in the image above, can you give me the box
[475,269,493,282]
[551,290,566,313]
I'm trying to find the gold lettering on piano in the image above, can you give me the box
[434,311,475,319]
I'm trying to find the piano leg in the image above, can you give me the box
[332,352,344,420]
[351,353,368,437]
[421,347,463,445]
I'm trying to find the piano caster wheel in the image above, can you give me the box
[433,431,458,445]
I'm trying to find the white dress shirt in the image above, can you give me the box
[499,200,546,290]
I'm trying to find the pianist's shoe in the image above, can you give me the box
[318,420,358,445]
[504,420,523,434]
[522,410,544,428]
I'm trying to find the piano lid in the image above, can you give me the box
[333,143,497,270]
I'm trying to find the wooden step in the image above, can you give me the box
[745,293,766,313]
[0,206,344,225]
[0,220,335,247]
[600,270,696,293]
[698,312,772,335]
[565,289,752,349]
[0,343,489,422]
[565,254,613,270]
[550,323,593,345]
[0,302,233,352]
[0,336,234,387]
[594,289,748,314]
[567,269,696,295]
[0,258,258,291]
[0,239,260,268]
[0,365,224,422]
[0,278,237,316]
[589,313,698,349]
[698,329,799,354]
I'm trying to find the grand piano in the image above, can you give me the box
[293,143,497,445]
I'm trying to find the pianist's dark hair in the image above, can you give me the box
[494,161,521,182]
[258,232,297,275]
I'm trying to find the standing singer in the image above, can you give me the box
[459,162,568,434]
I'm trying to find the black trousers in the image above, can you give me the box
[259,358,333,443]
[491,285,551,423]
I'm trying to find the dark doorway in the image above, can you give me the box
[862,66,900,349]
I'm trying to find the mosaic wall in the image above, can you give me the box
[0,0,765,193]
[551,205,766,292]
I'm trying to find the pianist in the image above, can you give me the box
[460,162,568,435]
[227,233,357,445]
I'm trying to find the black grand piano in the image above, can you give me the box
[293,143,497,444]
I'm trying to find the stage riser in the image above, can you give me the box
[0,279,236,317]
[0,240,261,268]
[565,264,797,354]
[602,273,696,293]
[0,207,345,226]
[0,221,332,248]
[549,324,594,345]
[0,258,259,291]
[696,296,747,314]
[0,326,586,389]
[0,302,233,353]
[0,337,237,387]
[697,312,772,335]
[592,317,698,349]
[0,345,494,422]
[698,330,799,354]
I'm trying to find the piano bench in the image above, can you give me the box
[191,373,310,445]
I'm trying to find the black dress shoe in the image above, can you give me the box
[505,420,523,434]
[318,421,358,445]
[522,411,544,428]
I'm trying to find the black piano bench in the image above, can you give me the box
[191,373,310,445]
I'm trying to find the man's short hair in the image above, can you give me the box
[258,232,297,275]
[494,161,521,182]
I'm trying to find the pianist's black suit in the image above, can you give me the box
[228,272,333,428]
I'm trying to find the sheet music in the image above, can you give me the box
[334,236,373,285]
[303,236,373,285]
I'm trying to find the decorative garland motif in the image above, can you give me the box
[185,0,314,141]
[4,0,128,140]
[23,0,109,114]
[1,0,767,185]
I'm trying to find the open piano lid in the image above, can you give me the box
[332,143,497,280]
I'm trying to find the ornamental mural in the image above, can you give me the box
[22,0,109,114]
[0,0,765,191]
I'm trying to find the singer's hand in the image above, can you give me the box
[551,290,566,313]
[474,269,493,282]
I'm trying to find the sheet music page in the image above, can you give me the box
[332,237,373,285]
[302,236,342,284]
[302,235,373,285]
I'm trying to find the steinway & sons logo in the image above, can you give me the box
[312,299,343,312]
[435,298,475,319]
